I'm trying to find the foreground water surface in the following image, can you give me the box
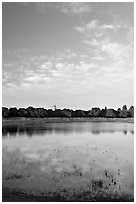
[2,120,134,201]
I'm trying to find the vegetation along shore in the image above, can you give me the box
[2,105,134,119]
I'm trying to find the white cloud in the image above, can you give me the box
[86,20,98,30]
[40,64,48,69]
[39,61,53,70]
[3,36,133,95]
[74,19,128,42]
[55,63,64,69]
[84,38,133,69]
[83,39,99,47]
[102,24,114,29]
[60,2,91,15]
[100,41,132,64]
[74,16,133,73]
[74,20,98,34]
[91,56,105,61]
[58,49,77,60]
[74,26,85,34]
[26,2,91,16]
[25,76,40,82]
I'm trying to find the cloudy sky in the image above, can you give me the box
[2,2,134,109]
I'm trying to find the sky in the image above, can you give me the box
[2,2,134,110]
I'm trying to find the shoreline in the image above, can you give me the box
[2,188,134,202]
[2,117,134,124]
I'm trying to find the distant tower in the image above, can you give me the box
[53,105,57,111]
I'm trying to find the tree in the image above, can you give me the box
[122,105,127,110]
[8,107,18,117]
[47,109,54,117]
[18,108,28,117]
[127,106,134,118]
[62,109,72,117]
[2,107,9,118]
[120,105,128,118]
[26,106,35,117]
[105,109,116,118]
[73,110,86,117]
[2,105,134,118]
[99,108,106,117]
[34,108,47,118]
[53,109,64,117]
[117,108,121,118]
[88,107,100,117]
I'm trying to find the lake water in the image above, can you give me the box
[2,120,134,201]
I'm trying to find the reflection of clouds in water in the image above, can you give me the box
[81,164,91,173]
[23,150,51,162]
[30,147,108,174]
[24,153,41,160]
[3,145,21,153]
[3,140,134,197]
[2,121,133,196]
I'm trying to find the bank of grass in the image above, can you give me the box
[2,117,134,125]
[2,188,134,202]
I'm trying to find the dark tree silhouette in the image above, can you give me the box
[73,110,86,117]
[18,108,28,117]
[120,105,128,118]
[88,108,101,117]
[2,107,9,118]
[105,109,116,118]
[62,109,73,117]
[8,107,18,117]
[127,106,134,118]
[2,105,134,118]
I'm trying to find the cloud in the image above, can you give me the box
[86,20,98,30]
[3,45,133,110]
[83,39,100,47]
[91,56,105,61]
[3,21,133,97]
[57,49,77,60]
[23,2,91,16]
[74,20,98,34]
[60,2,91,15]
[34,2,51,14]
[102,24,114,29]
[74,19,130,40]
[84,38,133,69]
[73,14,133,74]
[3,49,101,90]
[101,24,121,31]
[73,26,85,34]
[55,63,64,69]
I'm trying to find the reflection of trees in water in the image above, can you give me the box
[2,124,134,137]
[92,130,101,134]
[2,126,18,137]
[123,130,127,135]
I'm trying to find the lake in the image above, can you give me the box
[2,119,134,201]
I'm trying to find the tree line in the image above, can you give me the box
[2,105,134,118]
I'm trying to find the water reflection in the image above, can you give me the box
[2,121,134,201]
[2,122,134,137]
